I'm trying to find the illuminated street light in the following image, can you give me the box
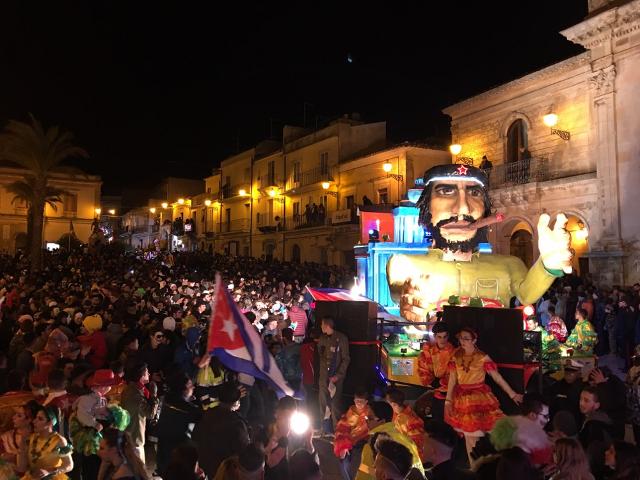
[238,189,247,196]
[268,189,277,197]
[449,144,462,155]
[108,209,116,215]
[383,162,392,173]
[204,199,212,206]
[95,208,101,215]
[321,181,331,190]
[543,113,558,127]
[149,207,156,214]
[161,202,168,209]
[178,198,185,205]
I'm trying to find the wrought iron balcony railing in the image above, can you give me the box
[484,157,549,189]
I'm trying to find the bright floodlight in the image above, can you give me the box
[161,202,169,209]
[523,305,535,316]
[238,189,247,196]
[290,411,310,435]
[383,162,392,172]
[178,198,185,204]
[543,113,558,127]
[149,207,156,214]
[449,144,462,155]
[321,181,330,190]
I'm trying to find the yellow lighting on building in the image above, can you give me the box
[95,208,101,215]
[238,189,247,196]
[383,162,392,172]
[149,207,156,214]
[321,181,331,190]
[543,113,558,127]
[108,209,116,215]
[575,228,589,240]
[213,201,221,208]
[449,144,462,155]
[204,199,212,206]
[178,198,185,205]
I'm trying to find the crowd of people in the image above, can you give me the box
[0,245,639,480]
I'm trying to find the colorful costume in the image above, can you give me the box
[547,316,567,342]
[388,249,560,317]
[541,329,561,371]
[564,319,597,355]
[392,405,426,462]
[0,428,27,475]
[20,432,72,480]
[333,405,374,458]
[355,422,423,480]
[418,342,455,399]
[446,349,503,434]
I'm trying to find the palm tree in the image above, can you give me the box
[6,178,66,253]
[0,115,88,269]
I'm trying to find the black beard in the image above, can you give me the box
[428,216,486,253]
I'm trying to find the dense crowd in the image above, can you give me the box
[0,246,639,480]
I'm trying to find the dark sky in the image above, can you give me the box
[0,1,587,194]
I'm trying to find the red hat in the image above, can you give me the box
[86,369,119,387]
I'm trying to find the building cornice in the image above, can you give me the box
[561,0,640,49]
[443,53,591,119]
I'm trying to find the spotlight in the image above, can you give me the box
[368,228,380,243]
[290,411,310,435]
[523,305,535,317]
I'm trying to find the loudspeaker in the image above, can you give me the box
[442,306,524,363]
[314,301,378,342]
[342,344,378,395]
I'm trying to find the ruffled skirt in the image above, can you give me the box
[445,382,503,435]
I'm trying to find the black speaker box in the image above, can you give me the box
[443,306,527,414]
[342,344,378,395]
[314,300,378,342]
[442,306,524,363]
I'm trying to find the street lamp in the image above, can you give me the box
[383,162,392,173]
[238,189,247,196]
[543,113,570,141]
[108,209,116,215]
[95,208,101,216]
[149,207,156,214]
[178,198,185,205]
[449,144,462,155]
[161,202,168,209]
[204,199,212,207]
[321,181,337,197]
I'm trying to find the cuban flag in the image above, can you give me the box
[207,274,294,397]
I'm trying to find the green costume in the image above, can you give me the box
[565,319,597,355]
[536,327,562,370]
[387,249,560,311]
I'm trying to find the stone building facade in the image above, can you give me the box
[443,0,640,286]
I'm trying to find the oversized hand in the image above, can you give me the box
[400,277,430,324]
[537,213,572,274]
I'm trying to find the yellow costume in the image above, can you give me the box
[564,319,597,355]
[21,432,72,480]
[355,422,423,480]
[392,405,426,462]
[445,349,503,435]
[418,342,455,399]
[387,249,560,316]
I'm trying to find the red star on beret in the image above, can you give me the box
[456,165,469,175]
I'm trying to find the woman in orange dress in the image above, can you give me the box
[444,326,523,462]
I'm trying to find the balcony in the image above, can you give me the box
[256,215,284,233]
[285,166,338,192]
[485,157,550,189]
[285,215,329,230]
[218,218,250,233]
[221,183,251,200]
[259,176,282,189]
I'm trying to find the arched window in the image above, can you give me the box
[506,119,528,163]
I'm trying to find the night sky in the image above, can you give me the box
[0,1,587,194]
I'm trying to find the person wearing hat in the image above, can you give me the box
[547,359,586,423]
[69,369,125,479]
[386,163,573,323]
[77,315,107,369]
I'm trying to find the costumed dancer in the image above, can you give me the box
[444,326,523,463]
[0,402,39,477]
[417,321,455,421]
[525,316,561,372]
[564,307,597,356]
[16,406,73,480]
[547,306,567,342]
[333,390,374,478]
[385,388,426,462]
[69,369,130,480]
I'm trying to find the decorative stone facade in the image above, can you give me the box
[444,0,640,286]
